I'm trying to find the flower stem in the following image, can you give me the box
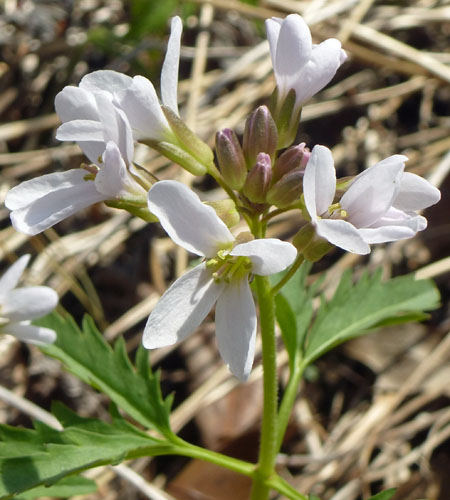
[270,254,304,297]
[250,274,278,500]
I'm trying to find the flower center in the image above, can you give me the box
[327,202,347,219]
[206,252,252,284]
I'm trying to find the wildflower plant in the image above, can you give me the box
[0,13,442,500]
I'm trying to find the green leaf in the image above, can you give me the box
[366,489,397,500]
[15,476,96,499]
[274,262,314,369]
[304,271,440,365]
[37,312,173,436]
[0,404,170,499]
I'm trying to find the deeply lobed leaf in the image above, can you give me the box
[37,312,173,436]
[0,403,169,499]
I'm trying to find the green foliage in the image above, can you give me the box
[274,262,314,370]
[14,477,96,499]
[0,403,170,499]
[38,313,173,436]
[366,489,397,500]
[304,270,439,365]
[275,268,440,369]
[127,0,180,40]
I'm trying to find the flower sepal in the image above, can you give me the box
[145,139,208,176]
[106,196,158,223]
[204,199,240,228]
[161,105,214,173]
[293,223,332,262]
[270,87,301,149]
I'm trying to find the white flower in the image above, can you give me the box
[5,99,146,235]
[0,255,58,345]
[144,180,297,380]
[56,16,182,144]
[266,14,347,109]
[304,145,441,254]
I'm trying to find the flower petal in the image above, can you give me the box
[303,145,336,219]
[215,278,256,381]
[143,263,224,348]
[394,172,441,211]
[295,39,346,104]
[161,16,182,114]
[147,181,235,257]
[80,70,133,93]
[5,169,96,210]
[116,76,171,142]
[231,238,297,276]
[93,93,134,164]
[95,142,145,198]
[56,120,105,143]
[0,255,30,299]
[8,170,104,235]
[316,219,370,254]
[274,15,312,90]
[2,287,58,322]
[2,322,56,346]
[265,17,282,74]
[358,225,416,244]
[55,86,100,123]
[54,87,105,162]
[341,156,405,228]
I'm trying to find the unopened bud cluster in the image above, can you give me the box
[215,105,311,213]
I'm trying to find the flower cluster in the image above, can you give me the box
[0,256,58,345]
[4,14,441,378]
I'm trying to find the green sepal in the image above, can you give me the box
[162,105,214,168]
[147,139,208,176]
[270,87,301,149]
[105,199,158,223]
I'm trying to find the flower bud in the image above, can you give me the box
[266,167,303,208]
[242,153,272,204]
[272,143,310,183]
[204,199,240,228]
[243,105,278,168]
[215,129,247,190]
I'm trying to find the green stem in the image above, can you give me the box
[168,436,254,477]
[250,274,278,500]
[270,254,304,297]
[262,203,301,223]
[207,163,240,206]
[276,359,306,452]
[267,475,309,500]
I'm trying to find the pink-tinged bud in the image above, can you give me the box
[204,199,240,228]
[266,167,303,208]
[243,105,278,168]
[272,143,310,183]
[242,153,272,204]
[215,129,247,190]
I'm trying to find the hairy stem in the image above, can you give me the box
[250,274,278,500]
